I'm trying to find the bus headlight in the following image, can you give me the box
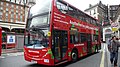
[44,59,49,63]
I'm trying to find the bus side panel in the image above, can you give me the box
[67,43,88,61]
[78,43,87,58]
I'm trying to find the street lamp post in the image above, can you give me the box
[23,0,36,27]
[27,0,36,19]
[28,0,36,7]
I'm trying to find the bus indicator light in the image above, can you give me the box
[47,32,51,37]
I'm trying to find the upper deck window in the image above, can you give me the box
[26,0,52,28]
[30,0,52,17]
[56,0,68,14]
[56,0,98,26]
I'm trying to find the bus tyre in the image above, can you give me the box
[71,50,78,62]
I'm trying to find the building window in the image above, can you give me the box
[6,8,9,12]
[11,13,14,22]
[11,18,14,22]
[90,11,91,15]
[25,0,27,4]
[16,10,18,13]
[21,11,23,14]
[11,14,14,18]
[0,15,2,20]
[1,2,3,5]
[11,0,15,3]
[0,11,2,15]
[20,0,24,5]
[6,3,9,7]
[0,11,2,20]
[16,0,19,4]
[0,7,3,10]
[11,9,14,12]
[5,16,8,21]
[16,6,19,9]
[112,7,115,10]
[16,13,18,19]
[11,5,14,8]
[19,13,21,15]
[20,16,23,21]
[6,13,8,17]
[21,7,23,10]
[94,9,96,14]
[6,0,10,1]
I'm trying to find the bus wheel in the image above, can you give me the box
[71,50,78,62]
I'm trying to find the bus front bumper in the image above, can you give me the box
[24,53,54,66]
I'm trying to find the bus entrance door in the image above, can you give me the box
[87,34,92,54]
[52,29,68,64]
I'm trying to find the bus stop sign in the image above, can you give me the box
[111,22,119,32]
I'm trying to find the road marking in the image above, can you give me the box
[100,44,105,67]
[100,51,105,67]
[0,56,5,59]
[1,52,24,58]
[7,52,24,56]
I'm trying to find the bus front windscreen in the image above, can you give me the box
[25,27,49,49]
[25,0,52,49]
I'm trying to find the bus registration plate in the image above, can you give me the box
[31,60,37,63]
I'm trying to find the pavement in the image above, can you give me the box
[101,43,120,67]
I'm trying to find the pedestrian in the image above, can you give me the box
[107,38,112,51]
[95,40,98,52]
[109,36,120,67]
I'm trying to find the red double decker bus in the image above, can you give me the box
[24,0,101,66]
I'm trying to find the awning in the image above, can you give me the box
[0,22,25,31]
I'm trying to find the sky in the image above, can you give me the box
[64,0,120,11]
[35,0,120,11]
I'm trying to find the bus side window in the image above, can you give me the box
[70,35,74,44]
[70,31,79,44]
[92,34,94,42]
[95,35,98,41]
[68,6,74,17]
[92,34,99,42]
[80,33,86,43]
